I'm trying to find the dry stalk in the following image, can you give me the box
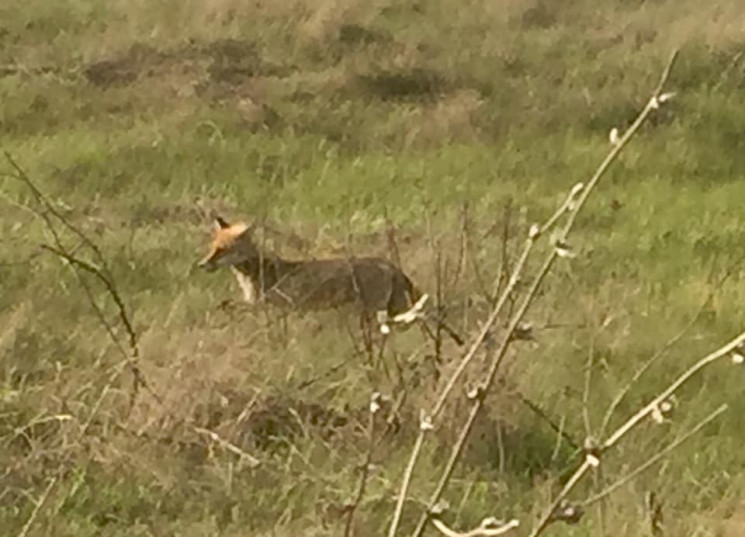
[16,477,56,537]
[492,200,513,306]
[389,51,681,537]
[193,427,261,469]
[463,201,497,305]
[433,239,444,363]
[422,209,466,356]
[343,393,380,537]
[384,210,404,270]
[645,491,664,537]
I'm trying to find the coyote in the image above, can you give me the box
[198,216,463,344]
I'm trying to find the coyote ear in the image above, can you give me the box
[213,215,231,230]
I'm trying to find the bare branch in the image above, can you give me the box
[3,153,155,412]
[399,50,681,537]
[583,404,728,507]
[431,517,519,537]
[599,289,714,438]
[602,331,745,451]
[527,330,741,537]
[527,459,595,537]
[4,152,116,284]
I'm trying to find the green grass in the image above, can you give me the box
[2,0,745,535]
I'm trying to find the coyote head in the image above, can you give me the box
[198,216,258,271]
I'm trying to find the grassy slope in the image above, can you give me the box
[1,0,745,535]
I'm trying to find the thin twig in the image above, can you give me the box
[602,330,745,451]
[4,154,152,410]
[583,404,728,507]
[535,459,595,537]
[388,230,530,537]
[598,289,713,438]
[344,395,379,537]
[4,152,115,284]
[711,50,743,93]
[39,244,159,406]
[598,258,740,439]
[412,250,560,536]
[557,50,678,239]
[193,427,261,469]
[431,517,519,537]
[514,389,579,451]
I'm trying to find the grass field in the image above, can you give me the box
[2,1,745,535]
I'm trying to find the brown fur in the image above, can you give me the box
[198,216,420,316]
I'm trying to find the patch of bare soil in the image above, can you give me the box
[195,394,350,453]
[83,43,167,87]
[82,39,288,130]
[83,39,290,90]
[189,388,402,456]
[355,67,450,101]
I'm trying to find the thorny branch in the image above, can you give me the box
[39,244,160,407]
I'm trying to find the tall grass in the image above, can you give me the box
[2,1,745,535]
